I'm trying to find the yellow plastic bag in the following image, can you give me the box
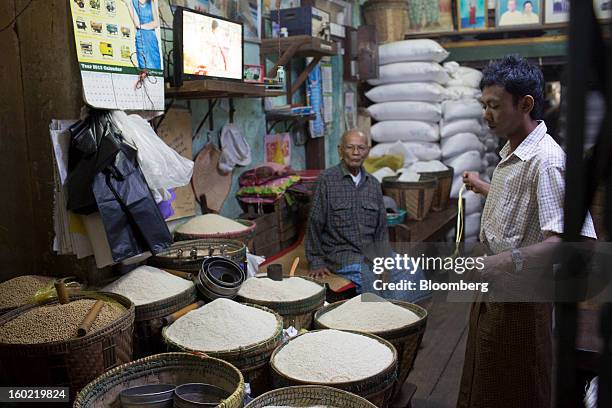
[364,154,404,174]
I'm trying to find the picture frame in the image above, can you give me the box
[593,0,612,21]
[544,0,569,24]
[405,0,454,34]
[244,64,264,83]
[496,0,542,27]
[457,0,488,30]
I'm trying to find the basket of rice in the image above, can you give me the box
[74,352,245,408]
[163,298,284,396]
[245,385,377,408]
[313,293,428,399]
[0,292,134,402]
[412,163,454,212]
[174,214,256,243]
[102,265,197,359]
[236,277,325,330]
[382,175,438,221]
[270,329,398,407]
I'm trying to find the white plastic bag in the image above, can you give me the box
[112,111,194,190]
[407,160,448,173]
[442,99,483,121]
[446,86,482,100]
[441,119,483,139]
[445,151,483,174]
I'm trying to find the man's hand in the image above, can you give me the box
[309,267,332,279]
[463,171,490,196]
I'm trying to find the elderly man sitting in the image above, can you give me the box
[305,130,429,301]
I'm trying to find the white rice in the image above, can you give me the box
[176,214,249,235]
[238,277,323,302]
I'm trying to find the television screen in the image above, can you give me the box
[175,8,243,83]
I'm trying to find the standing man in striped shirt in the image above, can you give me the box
[459,55,596,407]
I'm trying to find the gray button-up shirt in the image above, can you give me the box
[305,163,389,270]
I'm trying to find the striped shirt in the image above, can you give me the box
[480,121,596,254]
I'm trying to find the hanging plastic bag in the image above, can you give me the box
[111,111,193,191]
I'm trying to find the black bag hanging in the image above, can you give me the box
[65,112,121,214]
[93,141,172,262]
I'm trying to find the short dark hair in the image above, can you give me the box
[480,54,545,119]
[524,1,533,6]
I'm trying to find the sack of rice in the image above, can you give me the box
[0,275,55,313]
[176,214,250,235]
[368,62,450,86]
[367,101,441,122]
[445,151,483,175]
[371,121,439,143]
[442,99,483,121]
[317,294,420,333]
[378,39,449,65]
[463,190,484,216]
[441,133,483,160]
[446,86,482,100]
[0,299,126,344]
[272,330,395,383]
[102,265,194,306]
[465,213,482,237]
[165,298,280,352]
[441,119,483,139]
[238,277,323,303]
[366,82,447,103]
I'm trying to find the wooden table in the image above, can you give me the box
[390,200,459,243]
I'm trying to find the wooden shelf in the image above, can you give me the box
[261,35,338,59]
[405,23,568,41]
[165,80,285,99]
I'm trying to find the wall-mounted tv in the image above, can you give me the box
[173,7,244,86]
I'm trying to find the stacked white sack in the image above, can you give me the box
[366,40,449,174]
[441,62,489,242]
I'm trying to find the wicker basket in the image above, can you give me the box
[0,292,134,401]
[363,1,409,44]
[246,385,377,408]
[148,239,247,273]
[174,219,256,245]
[314,300,428,400]
[382,175,438,221]
[163,303,284,397]
[236,277,326,330]
[417,167,454,212]
[74,352,244,408]
[270,330,398,408]
[132,285,197,359]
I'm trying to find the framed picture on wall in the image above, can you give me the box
[544,0,569,24]
[405,0,454,34]
[497,0,542,27]
[457,0,488,30]
[593,0,612,20]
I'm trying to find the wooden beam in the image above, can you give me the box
[289,56,321,101]
[266,39,310,78]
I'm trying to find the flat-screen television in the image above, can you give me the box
[173,7,244,86]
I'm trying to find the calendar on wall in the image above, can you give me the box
[69,0,165,111]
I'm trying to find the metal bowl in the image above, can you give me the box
[173,383,231,407]
[119,384,175,407]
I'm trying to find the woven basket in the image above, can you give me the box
[163,303,284,397]
[382,175,438,221]
[0,292,134,401]
[236,277,326,330]
[74,352,244,408]
[363,1,409,44]
[132,285,197,359]
[417,167,454,212]
[245,385,377,408]
[174,219,257,245]
[313,300,428,400]
[270,330,398,408]
[148,239,247,273]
